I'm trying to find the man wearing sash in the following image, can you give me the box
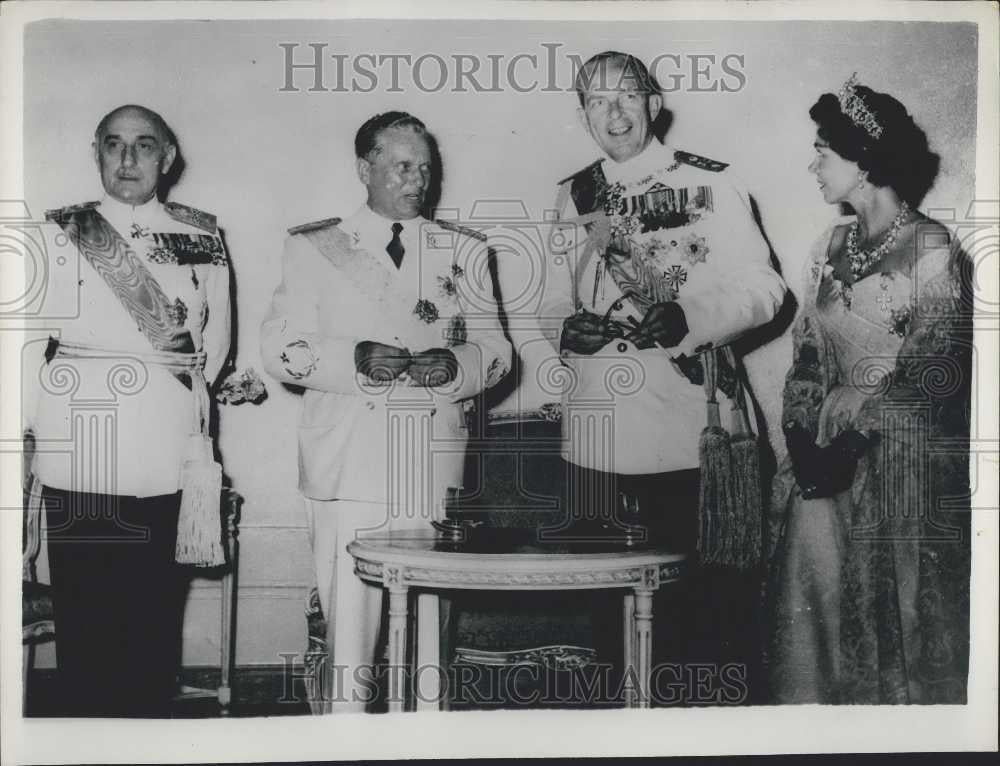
[26,105,232,715]
[540,52,786,683]
[260,111,510,713]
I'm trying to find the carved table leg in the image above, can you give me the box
[623,592,636,708]
[633,587,654,709]
[416,592,440,712]
[386,574,409,714]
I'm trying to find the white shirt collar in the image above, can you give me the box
[99,193,164,227]
[350,203,424,248]
[602,139,676,184]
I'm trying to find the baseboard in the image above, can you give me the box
[179,663,308,708]
[25,664,312,717]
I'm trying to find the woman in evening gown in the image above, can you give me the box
[766,74,971,704]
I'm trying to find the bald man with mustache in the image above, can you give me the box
[26,104,232,716]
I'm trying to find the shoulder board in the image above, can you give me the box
[164,201,217,233]
[435,219,487,242]
[557,159,604,187]
[674,150,729,173]
[44,200,99,223]
[287,217,342,236]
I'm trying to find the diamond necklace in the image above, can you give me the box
[846,201,911,280]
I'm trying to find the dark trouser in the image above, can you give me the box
[43,487,185,717]
[564,464,762,706]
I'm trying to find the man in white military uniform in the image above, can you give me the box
[261,111,510,713]
[540,52,786,683]
[26,105,232,715]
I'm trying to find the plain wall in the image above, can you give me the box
[23,18,978,667]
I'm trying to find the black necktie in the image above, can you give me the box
[386,222,404,269]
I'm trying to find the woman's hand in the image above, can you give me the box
[784,423,870,499]
[784,422,823,493]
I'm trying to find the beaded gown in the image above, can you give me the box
[766,215,971,704]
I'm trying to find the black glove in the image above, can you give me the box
[560,310,625,355]
[409,347,459,387]
[624,301,689,349]
[784,423,870,499]
[354,340,412,381]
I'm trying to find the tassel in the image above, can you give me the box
[729,400,762,570]
[697,351,735,566]
[175,433,225,566]
[724,345,762,570]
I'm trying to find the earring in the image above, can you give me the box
[857,172,867,189]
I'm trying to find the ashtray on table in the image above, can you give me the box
[430,517,484,542]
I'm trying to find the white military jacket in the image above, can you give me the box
[260,204,511,509]
[27,195,232,497]
[540,141,786,474]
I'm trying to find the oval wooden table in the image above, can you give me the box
[348,532,688,712]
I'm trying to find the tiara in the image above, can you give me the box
[837,73,883,140]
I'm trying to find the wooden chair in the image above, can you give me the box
[445,406,603,706]
[173,488,242,712]
[22,432,55,712]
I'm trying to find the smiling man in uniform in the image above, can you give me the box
[540,51,786,693]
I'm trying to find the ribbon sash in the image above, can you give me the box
[299,223,425,328]
[564,163,662,316]
[49,207,196,356]
[562,162,741,398]
[48,208,224,566]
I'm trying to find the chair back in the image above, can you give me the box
[22,431,43,582]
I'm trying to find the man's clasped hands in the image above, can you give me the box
[354,340,458,387]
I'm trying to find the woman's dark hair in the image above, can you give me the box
[809,84,940,206]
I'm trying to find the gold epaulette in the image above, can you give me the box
[556,159,604,187]
[287,217,342,236]
[44,200,99,223]
[674,150,729,173]
[435,218,486,242]
[164,201,218,233]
